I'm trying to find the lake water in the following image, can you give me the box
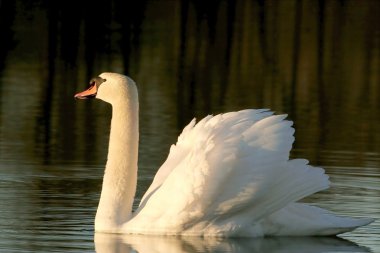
[0,0,379,252]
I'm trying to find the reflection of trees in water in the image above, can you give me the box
[0,0,379,166]
[0,1,16,73]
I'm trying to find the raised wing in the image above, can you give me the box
[125,109,329,235]
[139,109,274,205]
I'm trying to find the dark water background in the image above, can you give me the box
[0,0,379,252]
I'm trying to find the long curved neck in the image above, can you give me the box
[95,89,139,232]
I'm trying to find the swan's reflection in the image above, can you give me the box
[94,233,371,253]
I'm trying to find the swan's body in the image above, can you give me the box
[75,73,373,236]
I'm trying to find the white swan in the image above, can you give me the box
[74,72,373,236]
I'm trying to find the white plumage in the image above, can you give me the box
[74,72,373,236]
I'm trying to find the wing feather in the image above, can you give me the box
[127,109,329,235]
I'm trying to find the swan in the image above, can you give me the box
[74,72,373,237]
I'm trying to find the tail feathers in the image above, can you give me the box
[261,203,374,236]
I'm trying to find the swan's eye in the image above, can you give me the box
[89,77,107,88]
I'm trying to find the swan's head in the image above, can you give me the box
[74,72,137,105]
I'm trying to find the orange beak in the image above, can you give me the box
[74,83,97,99]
